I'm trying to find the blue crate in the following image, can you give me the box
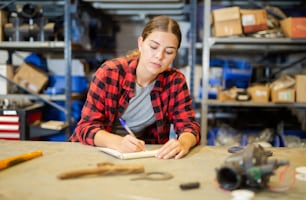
[222,60,252,89]
[45,75,89,94]
[284,130,306,139]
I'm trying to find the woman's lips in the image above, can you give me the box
[151,62,161,68]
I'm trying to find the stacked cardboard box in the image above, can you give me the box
[240,9,268,34]
[212,7,242,37]
[248,85,270,103]
[271,89,295,103]
[281,17,306,38]
[212,7,269,37]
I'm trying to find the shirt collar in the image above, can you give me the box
[122,57,171,93]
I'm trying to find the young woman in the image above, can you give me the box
[70,15,200,159]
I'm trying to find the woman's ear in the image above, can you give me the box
[137,36,143,51]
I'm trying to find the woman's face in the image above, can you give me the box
[138,31,178,76]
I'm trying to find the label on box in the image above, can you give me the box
[278,91,292,100]
[255,90,267,97]
[19,79,39,93]
[242,15,255,26]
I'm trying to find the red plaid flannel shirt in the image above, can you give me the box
[69,56,200,145]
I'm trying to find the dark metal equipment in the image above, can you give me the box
[4,3,56,41]
[216,144,289,191]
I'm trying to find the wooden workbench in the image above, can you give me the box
[0,140,305,200]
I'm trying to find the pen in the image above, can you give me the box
[119,117,136,137]
[0,150,43,170]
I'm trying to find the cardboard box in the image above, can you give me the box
[13,63,48,93]
[217,86,237,101]
[248,85,270,103]
[0,10,8,41]
[295,75,306,103]
[212,7,242,37]
[271,89,295,103]
[240,9,268,34]
[0,64,13,94]
[280,17,306,38]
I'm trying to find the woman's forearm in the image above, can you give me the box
[94,130,122,149]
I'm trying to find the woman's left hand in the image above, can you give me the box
[156,139,189,159]
[156,132,197,159]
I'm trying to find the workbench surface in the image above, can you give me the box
[0,140,305,200]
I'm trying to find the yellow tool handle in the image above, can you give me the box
[0,150,43,170]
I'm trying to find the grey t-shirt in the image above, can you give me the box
[112,81,156,137]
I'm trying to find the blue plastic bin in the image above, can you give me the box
[45,75,89,94]
[222,60,252,89]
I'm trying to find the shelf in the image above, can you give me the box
[210,37,306,44]
[0,41,65,51]
[204,99,306,108]
[83,0,187,21]
[196,38,306,52]
[0,93,84,101]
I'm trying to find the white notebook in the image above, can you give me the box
[97,147,158,160]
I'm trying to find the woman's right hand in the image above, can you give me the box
[117,135,146,153]
[94,130,145,153]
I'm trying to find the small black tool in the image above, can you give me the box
[179,182,200,190]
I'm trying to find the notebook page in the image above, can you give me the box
[97,147,158,160]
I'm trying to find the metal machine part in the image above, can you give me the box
[216,144,289,191]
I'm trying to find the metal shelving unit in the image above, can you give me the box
[200,0,306,145]
[0,0,72,140]
[1,0,193,141]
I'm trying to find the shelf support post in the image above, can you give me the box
[188,0,197,107]
[200,0,212,145]
[64,0,73,140]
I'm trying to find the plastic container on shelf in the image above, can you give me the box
[44,75,89,94]
[222,59,252,89]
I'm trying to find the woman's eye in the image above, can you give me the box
[166,51,174,55]
[149,44,175,55]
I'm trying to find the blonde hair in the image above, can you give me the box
[125,15,182,58]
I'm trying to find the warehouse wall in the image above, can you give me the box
[115,21,143,57]
[0,50,30,66]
